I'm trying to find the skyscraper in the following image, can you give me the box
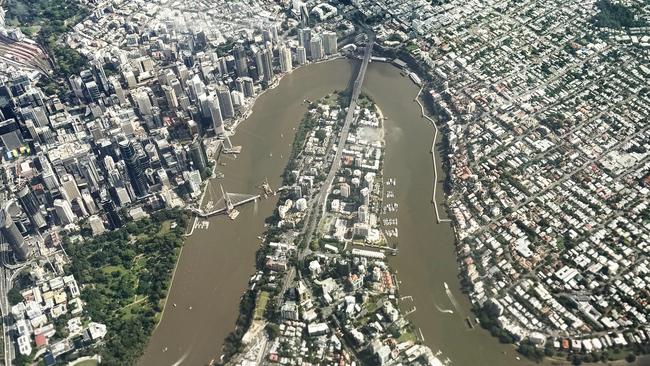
[270,24,279,42]
[21,106,48,127]
[251,47,264,81]
[100,190,122,229]
[16,186,39,217]
[298,28,312,52]
[16,186,46,229]
[0,204,29,260]
[134,88,153,115]
[110,76,126,104]
[53,199,76,225]
[85,81,101,102]
[91,59,109,93]
[233,44,249,77]
[279,44,293,73]
[296,46,307,65]
[261,47,274,84]
[69,75,85,100]
[40,155,60,191]
[217,87,235,119]
[209,95,225,135]
[299,3,310,26]
[80,158,101,192]
[118,136,148,197]
[234,78,245,94]
[323,31,338,55]
[262,29,274,45]
[163,85,178,109]
[231,90,244,107]
[188,74,205,102]
[309,35,324,61]
[241,77,255,97]
[190,137,209,172]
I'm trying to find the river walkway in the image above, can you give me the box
[415,86,451,224]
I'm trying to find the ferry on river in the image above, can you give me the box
[228,209,240,220]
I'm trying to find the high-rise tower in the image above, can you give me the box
[118,136,148,197]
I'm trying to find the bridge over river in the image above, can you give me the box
[189,184,259,218]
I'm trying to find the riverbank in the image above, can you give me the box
[217,92,353,363]
[362,61,530,365]
[140,58,535,366]
[225,87,443,364]
[228,55,346,134]
[372,54,650,366]
[139,60,357,366]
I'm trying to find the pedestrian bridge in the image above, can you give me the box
[189,191,260,217]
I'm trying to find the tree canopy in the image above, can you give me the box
[66,209,189,365]
[592,0,646,29]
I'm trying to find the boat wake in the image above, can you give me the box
[170,348,191,366]
[435,303,454,314]
[444,282,464,316]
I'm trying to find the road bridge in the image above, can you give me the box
[276,33,375,308]
[303,33,375,256]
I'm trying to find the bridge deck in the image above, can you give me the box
[192,193,260,217]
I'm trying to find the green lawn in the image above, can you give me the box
[254,291,271,320]
[397,329,417,343]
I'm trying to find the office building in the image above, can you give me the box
[80,158,101,192]
[233,44,249,77]
[231,90,244,107]
[21,106,48,127]
[163,85,178,109]
[100,192,122,229]
[134,89,153,115]
[241,77,255,97]
[85,81,101,102]
[217,87,235,119]
[109,76,126,104]
[189,137,209,172]
[118,136,148,197]
[115,187,131,206]
[88,215,105,236]
[209,95,225,135]
[253,47,265,81]
[262,29,274,45]
[82,192,98,215]
[16,186,46,229]
[188,74,205,102]
[61,174,82,202]
[69,75,85,100]
[300,3,309,26]
[40,155,60,191]
[54,199,76,225]
[234,78,245,94]
[0,205,29,260]
[92,59,109,92]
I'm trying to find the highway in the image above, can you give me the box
[276,33,375,304]
[301,32,375,258]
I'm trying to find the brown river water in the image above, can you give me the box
[139,59,530,366]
